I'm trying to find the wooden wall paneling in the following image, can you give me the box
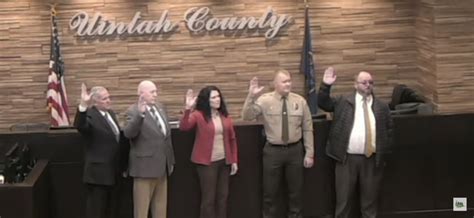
[1,0,473,131]
[433,1,474,113]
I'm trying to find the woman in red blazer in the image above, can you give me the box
[179,86,238,218]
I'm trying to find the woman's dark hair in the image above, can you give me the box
[195,86,229,121]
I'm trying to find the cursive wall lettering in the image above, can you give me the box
[69,7,292,39]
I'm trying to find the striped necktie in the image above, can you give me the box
[150,107,166,135]
[104,112,119,142]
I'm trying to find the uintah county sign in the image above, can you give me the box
[69,7,292,39]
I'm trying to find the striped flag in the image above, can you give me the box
[46,10,70,127]
[300,5,318,116]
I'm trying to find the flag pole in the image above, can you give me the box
[300,0,321,118]
[47,3,56,111]
[46,4,55,112]
[46,2,71,127]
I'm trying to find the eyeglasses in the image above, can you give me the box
[357,81,374,85]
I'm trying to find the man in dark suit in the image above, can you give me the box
[318,67,393,218]
[74,83,127,218]
[123,80,175,218]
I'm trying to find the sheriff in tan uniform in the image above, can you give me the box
[242,69,314,218]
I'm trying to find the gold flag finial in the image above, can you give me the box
[50,3,57,16]
[304,0,309,8]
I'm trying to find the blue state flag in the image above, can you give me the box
[300,6,318,115]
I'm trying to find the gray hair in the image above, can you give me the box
[90,86,107,102]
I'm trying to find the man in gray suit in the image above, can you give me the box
[123,80,175,218]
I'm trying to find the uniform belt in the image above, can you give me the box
[269,141,300,147]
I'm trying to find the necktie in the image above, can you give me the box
[104,112,119,142]
[282,96,289,143]
[363,97,374,158]
[150,107,166,135]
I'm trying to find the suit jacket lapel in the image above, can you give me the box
[344,92,356,107]
[92,106,118,135]
[108,110,120,131]
[145,107,164,136]
[154,104,170,137]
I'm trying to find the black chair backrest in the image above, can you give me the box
[390,84,425,110]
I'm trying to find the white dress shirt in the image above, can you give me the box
[347,93,376,154]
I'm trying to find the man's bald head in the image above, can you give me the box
[138,80,158,105]
[354,71,374,97]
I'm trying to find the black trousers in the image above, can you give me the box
[335,154,384,218]
[196,159,231,218]
[262,142,304,218]
[85,183,120,218]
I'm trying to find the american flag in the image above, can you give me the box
[46,10,70,127]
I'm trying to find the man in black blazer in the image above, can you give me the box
[318,67,393,218]
[74,83,128,218]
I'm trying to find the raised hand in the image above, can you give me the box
[323,67,337,85]
[80,83,92,108]
[138,94,147,113]
[185,89,197,110]
[248,77,265,97]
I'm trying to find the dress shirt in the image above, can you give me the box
[242,91,314,158]
[347,93,376,154]
[147,105,167,135]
